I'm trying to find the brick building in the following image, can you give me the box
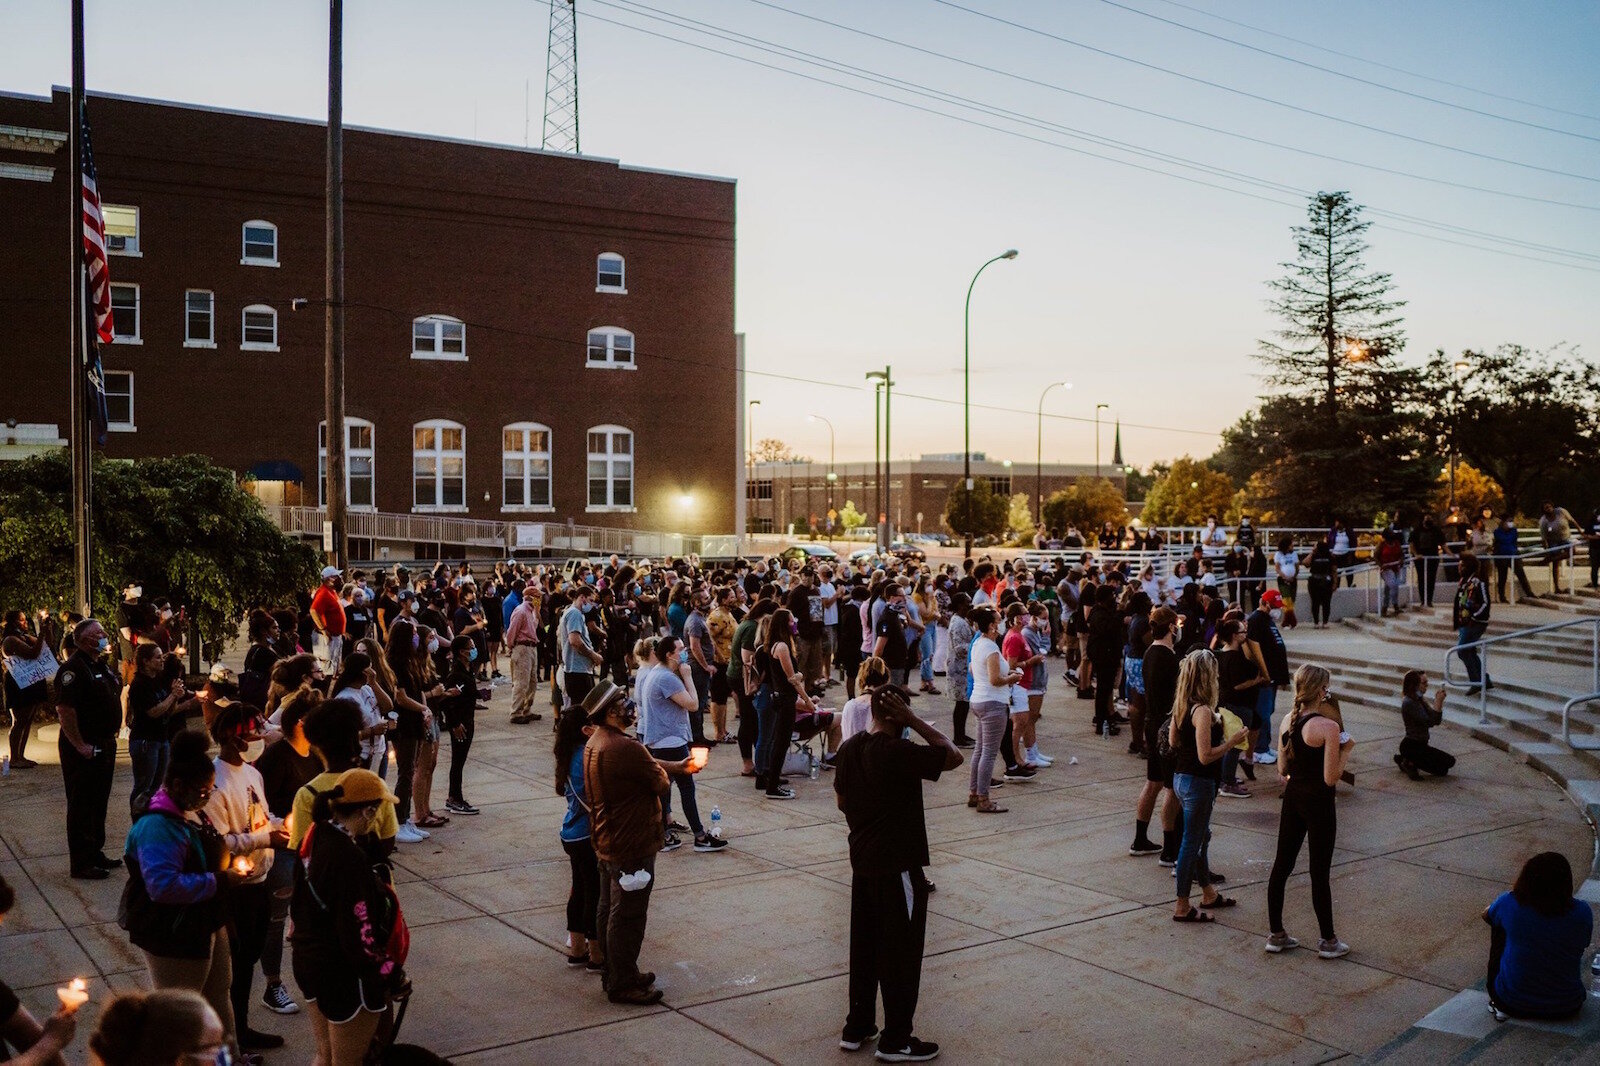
[0,89,738,554]
[748,454,1126,536]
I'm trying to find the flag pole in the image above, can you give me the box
[68,0,92,616]
[324,0,348,570]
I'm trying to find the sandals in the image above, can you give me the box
[1198,896,1238,909]
[1172,908,1215,923]
[414,814,448,829]
[974,799,1009,814]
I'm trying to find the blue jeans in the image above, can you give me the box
[1254,685,1277,754]
[1457,623,1489,685]
[1380,569,1401,612]
[1172,773,1217,900]
[919,626,937,684]
[128,738,169,820]
[648,743,704,837]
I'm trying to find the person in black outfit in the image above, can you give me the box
[1132,607,1182,861]
[872,586,911,688]
[2,609,53,770]
[1396,670,1456,779]
[1412,514,1447,607]
[54,619,122,880]
[760,608,817,799]
[440,636,481,816]
[834,686,961,1061]
[253,692,322,1018]
[1086,585,1124,736]
[1305,543,1336,629]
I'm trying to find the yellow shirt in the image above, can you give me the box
[707,607,737,664]
[289,771,398,849]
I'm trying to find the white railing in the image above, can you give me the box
[1562,693,1600,752]
[1444,616,1600,729]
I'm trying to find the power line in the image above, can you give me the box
[1146,0,1600,125]
[731,0,1600,214]
[585,1,1600,272]
[925,0,1600,186]
[1094,0,1600,143]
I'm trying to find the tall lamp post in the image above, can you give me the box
[866,368,893,552]
[963,249,1018,559]
[1094,403,1109,482]
[808,413,836,539]
[1035,381,1072,527]
[746,399,760,532]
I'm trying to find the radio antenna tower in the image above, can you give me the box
[542,0,579,152]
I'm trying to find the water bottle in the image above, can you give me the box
[1101,719,1110,738]
[1,755,9,777]
[709,806,723,839]
[809,758,821,781]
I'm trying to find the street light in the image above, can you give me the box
[866,368,893,552]
[1448,358,1471,508]
[746,399,760,531]
[1095,403,1110,481]
[1035,381,1072,528]
[963,248,1018,559]
[808,413,836,523]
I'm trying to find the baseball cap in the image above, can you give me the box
[206,664,240,706]
[333,768,398,806]
[1261,589,1285,609]
[320,565,342,580]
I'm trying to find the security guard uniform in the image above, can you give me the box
[56,648,121,876]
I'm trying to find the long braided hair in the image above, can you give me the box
[1281,663,1332,768]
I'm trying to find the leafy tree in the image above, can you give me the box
[1433,461,1504,518]
[1041,478,1128,534]
[1422,346,1600,517]
[1210,411,1266,487]
[0,452,319,651]
[752,438,810,463]
[1122,463,1164,502]
[1006,493,1036,541]
[837,499,867,533]
[943,478,1008,541]
[1140,458,1234,526]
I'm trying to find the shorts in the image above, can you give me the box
[1224,702,1260,731]
[710,670,732,703]
[1007,686,1028,714]
[292,960,387,1024]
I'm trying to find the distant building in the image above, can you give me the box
[0,88,738,557]
[748,455,1126,535]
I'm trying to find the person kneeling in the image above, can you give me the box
[1395,671,1455,780]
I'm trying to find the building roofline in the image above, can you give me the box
[37,85,736,185]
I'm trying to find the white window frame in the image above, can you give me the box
[586,326,635,370]
[241,304,279,352]
[596,252,626,294]
[103,370,135,431]
[413,419,467,513]
[586,424,634,512]
[502,422,554,512]
[411,314,467,361]
[318,418,376,511]
[241,220,279,266]
[103,204,140,257]
[184,289,216,348]
[109,282,141,344]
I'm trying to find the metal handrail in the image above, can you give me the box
[1444,616,1600,728]
[1562,692,1600,751]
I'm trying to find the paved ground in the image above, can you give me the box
[2,650,1596,1063]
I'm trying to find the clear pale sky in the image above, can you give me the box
[5,0,1596,471]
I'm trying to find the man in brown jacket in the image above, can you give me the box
[582,678,691,1005]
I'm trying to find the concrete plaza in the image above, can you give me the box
[2,649,1596,1063]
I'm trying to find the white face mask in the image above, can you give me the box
[1269,608,1284,624]
[427,637,441,654]
[243,739,266,763]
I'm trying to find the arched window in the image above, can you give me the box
[241,304,279,351]
[318,418,375,509]
[412,314,466,360]
[586,326,634,369]
[596,252,626,292]
[587,425,633,510]
[502,423,553,509]
[241,220,279,266]
[413,420,466,510]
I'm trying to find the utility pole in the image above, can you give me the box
[324,0,347,568]
[867,368,892,552]
[68,0,91,615]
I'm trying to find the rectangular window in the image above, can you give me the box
[242,223,278,265]
[586,329,635,368]
[412,317,465,359]
[319,421,376,509]
[103,371,134,430]
[110,283,139,342]
[586,428,634,510]
[103,205,139,255]
[242,307,277,350]
[746,479,773,501]
[597,254,625,291]
[184,290,215,346]
[986,476,1012,496]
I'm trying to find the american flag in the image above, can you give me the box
[80,102,113,344]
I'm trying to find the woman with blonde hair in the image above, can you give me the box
[1264,663,1354,958]
[1168,649,1249,921]
[839,656,891,745]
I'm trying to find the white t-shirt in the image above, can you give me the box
[204,759,274,885]
[819,582,839,626]
[840,693,873,744]
[969,636,1009,704]
[1274,551,1299,580]
[332,684,385,768]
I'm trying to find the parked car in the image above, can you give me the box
[848,548,881,564]
[778,543,840,565]
[888,540,927,562]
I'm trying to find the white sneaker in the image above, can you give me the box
[1254,751,1277,765]
[396,823,426,844]
[1028,748,1054,767]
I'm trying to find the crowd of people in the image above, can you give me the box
[1,532,1596,1063]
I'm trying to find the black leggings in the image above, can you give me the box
[1267,787,1337,940]
[1092,655,1121,727]
[562,837,600,940]
[1307,580,1333,626]
[447,714,475,800]
[763,691,797,790]
[734,688,759,762]
[952,699,969,742]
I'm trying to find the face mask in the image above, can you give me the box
[412,632,421,649]
[1270,608,1284,624]
[161,609,173,621]
[427,637,440,654]
[789,620,799,635]
[468,646,479,663]
[585,574,596,585]
[244,739,266,762]
[95,636,110,655]
[581,602,594,614]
